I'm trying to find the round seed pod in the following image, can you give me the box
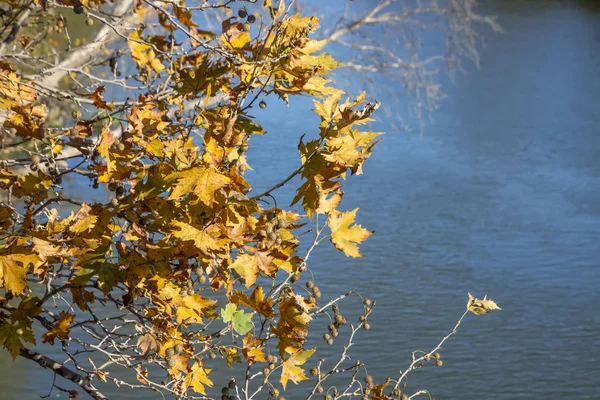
[238,9,247,18]
[174,344,183,354]
[306,281,314,289]
[334,314,345,325]
[86,17,93,26]
[262,367,270,376]
[259,100,267,109]
[167,357,176,367]
[309,367,318,376]
[316,385,324,394]
[269,388,279,397]
[247,14,256,24]
[166,347,175,357]
[208,352,216,360]
[331,329,338,338]
[363,298,372,306]
[435,359,443,367]
[323,333,331,341]
[290,274,299,283]
[228,379,236,389]
[363,323,371,331]
[326,338,333,345]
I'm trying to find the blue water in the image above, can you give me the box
[1,1,599,399]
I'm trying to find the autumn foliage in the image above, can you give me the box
[0,1,499,399]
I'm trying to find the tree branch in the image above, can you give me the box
[19,348,108,400]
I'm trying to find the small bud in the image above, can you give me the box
[331,329,338,338]
[71,110,82,119]
[363,323,371,330]
[435,359,443,367]
[326,338,333,345]
[208,352,216,360]
[259,100,267,109]
[433,352,441,360]
[269,388,279,397]
[262,367,270,376]
[392,388,400,396]
[401,394,409,400]
[323,333,331,341]
[363,298,372,306]
[86,17,93,26]
[332,304,339,313]
[309,367,318,376]
[359,315,366,322]
[316,385,324,393]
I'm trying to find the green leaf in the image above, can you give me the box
[231,309,253,335]
[221,303,237,323]
[221,303,253,335]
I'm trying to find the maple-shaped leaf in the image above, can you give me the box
[10,296,42,328]
[221,18,251,50]
[221,303,253,335]
[170,221,222,256]
[42,312,75,344]
[167,166,230,205]
[371,381,392,400]
[271,295,312,357]
[230,252,275,288]
[137,333,159,355]
[0,322,35,359]
[467,293,501,316]
[280,347,316,389]
[128,31,165,74]
[242,333,266,365]
[77,86,114,111]
[176,293,216,324]
[328,209,373,258]
[0,252,41,294]
[186,362,213,394]
[223,347,242,367]
[230,285,274,318]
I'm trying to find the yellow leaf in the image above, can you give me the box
[41,312,75,344]
[0,252,41,294]
[328,209,372,258]
[171,221,221,255]
[242,333,266,364]
[280,347,316,389]
[186,362,213,394]
[167,166,230,205]
[467,293,501,316]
